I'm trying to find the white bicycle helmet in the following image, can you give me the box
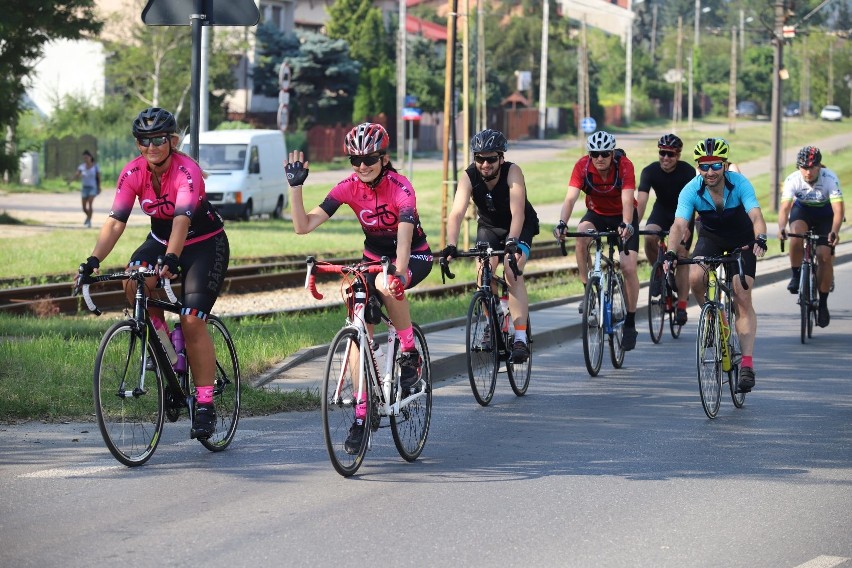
[586,131,616,152]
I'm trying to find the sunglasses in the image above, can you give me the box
[137,135,170,148]
[589,151,612,159]
[698,162,725,172]
[349,154,382,167]
[659,150,678,158]
[474,154,500,165]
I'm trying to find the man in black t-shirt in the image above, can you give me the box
[637,134,697,325]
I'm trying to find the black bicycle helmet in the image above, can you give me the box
[132,107,177,137]
[692,137,730,162]
[470,129,508,154]
[658,133,683,149]
[796,145,822,168]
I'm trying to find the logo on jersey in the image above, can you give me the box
[359,203,398,227]
[141,195,176,217]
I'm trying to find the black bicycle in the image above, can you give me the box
[77,268,240,466]
[440,242,531,406]
[640,229,683,344]
[560,230,626,377]
[781,230,824,344]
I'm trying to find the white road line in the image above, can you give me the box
[18,430,268,478]
[793,556,851,568]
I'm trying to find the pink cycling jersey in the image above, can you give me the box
[110,153,224,245]
[319,170,429,259]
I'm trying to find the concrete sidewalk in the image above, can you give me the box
[255,242,852,394]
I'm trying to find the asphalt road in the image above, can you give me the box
[2,262,850,568]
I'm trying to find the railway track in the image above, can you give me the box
[1,244,582,317]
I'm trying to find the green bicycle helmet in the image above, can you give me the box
[693,137,730,162]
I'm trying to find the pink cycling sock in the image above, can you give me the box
[355,399,367,420]
[741,355,753,369]
[398,326,415,351]
[196,385,214,405]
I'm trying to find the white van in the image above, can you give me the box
[182,129,288,220]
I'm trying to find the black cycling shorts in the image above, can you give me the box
[790,204,835,247]
[579,209,640,253]
[476,221,538,258]
[646,204,695,250]
[691,231,757,280]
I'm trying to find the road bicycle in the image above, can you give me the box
[305,256,432,477]
[672,250,746,418]
[781,230,824,343]
[439,242,531,406]
[77,267,240,466]
[640,229,683,344]
[560,230,627,377]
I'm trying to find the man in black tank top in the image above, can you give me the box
[442,129,540,363]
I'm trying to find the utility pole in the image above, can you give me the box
[396,0,407,164]
[462,0,470,149]
[440,0,458,250]
[624,0,633,125]
[728,27,738,134]
[770,0,784,212]
[650,4,658,62]
[538,0,550,139]
[674,17,683,128]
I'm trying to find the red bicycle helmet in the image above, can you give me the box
[344,123,390,156]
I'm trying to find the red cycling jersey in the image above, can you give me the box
[110,153,224,245]
[569,154,637,217]
[318,170,429,259]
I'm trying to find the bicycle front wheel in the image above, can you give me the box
[808,261,818,339]
[94,321,165,466]
[322,327,370,477]
[800,263,810,344]
[198,316,241,452]
[466,291,498,406]
[582,277,604,376]
[648,262,665,344]
[696,304,722,418]
[609,272,626,369]
[391,324,432,462]
[507,316,532,396]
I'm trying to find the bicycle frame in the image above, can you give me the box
[783,230,822,342]
[566,230,624,336]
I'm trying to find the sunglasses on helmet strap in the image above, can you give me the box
[349,154,383,167]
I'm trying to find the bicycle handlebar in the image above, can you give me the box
[780,230,828,253]
[305,256,392,300]
[558,229,623,257]
[638,229,669,238]
[669,248,749,291]
[439,243,521,282]
[74,268,177,316]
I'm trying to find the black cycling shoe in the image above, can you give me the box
[398,349,422,393]
[511,340,530,363]
[787,275,799,295]
[622,326,638,351]
[344,421,365,455]
[191,403,216,439]
[675,308,688,326]
[738,367,755,393]
[817,304,830,328]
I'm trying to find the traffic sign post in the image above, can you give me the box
[402,108,422,181]
[141,0,260,160]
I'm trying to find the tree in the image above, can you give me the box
[0,0,102,177]
[252,25,360,130]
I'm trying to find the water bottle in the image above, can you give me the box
[153,318,178,365]
[719,310,731,372]
[500,295,514,334]
[372,339,390,400]
[170,324,187,373]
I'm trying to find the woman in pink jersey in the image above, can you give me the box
[284,122,432,453]
[77,107,229,440]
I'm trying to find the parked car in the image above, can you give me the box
[735,101,760,117]
[784,102,801,117]
[181,129,289,221]
[819,105,843,121]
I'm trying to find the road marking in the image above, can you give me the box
[18,430,267,478]
[793,556,850,568]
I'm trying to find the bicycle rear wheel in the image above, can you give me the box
[466,291,498,406]
[322,327,370,477]
[507,316,532,396]
[808,261,818,339]
[609,272,626,369]
[391,324,432,462]
[94,320,165,466]
[648,262,665,344]
[198,316,241,452]
[696,304,722,418]
[582,277,604,376]
[799,263,810,344]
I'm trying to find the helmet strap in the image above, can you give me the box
[151,144,173,168]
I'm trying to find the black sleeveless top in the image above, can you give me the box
[465,161,539,231]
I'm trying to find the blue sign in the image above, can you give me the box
[581,117,597,134]
[404,95,418,108]
[402,107,422,121]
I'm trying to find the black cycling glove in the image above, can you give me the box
[157,253,180,276]
[78,256,100,276]
[504,237,519,256]
[440,244,458,259]
[755,235,768,253]
[664,250,677,263]
[285,161,309,187]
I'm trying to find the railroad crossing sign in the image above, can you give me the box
[581,117,597,133]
